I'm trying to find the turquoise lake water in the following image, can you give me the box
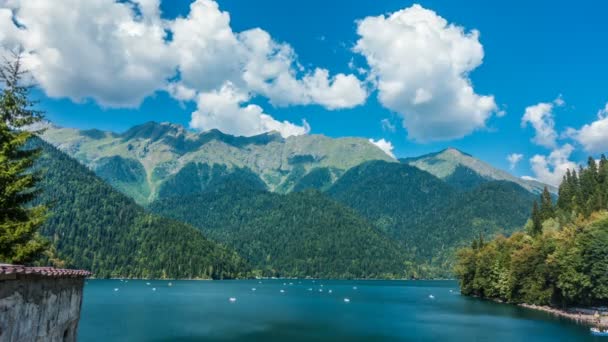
[78,279,599,341]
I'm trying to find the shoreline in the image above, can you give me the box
[519,303,608,328]
[97,277,456,282]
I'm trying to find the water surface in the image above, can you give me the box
[79,279,598,341]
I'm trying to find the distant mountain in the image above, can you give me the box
[327,160,537,276]
[149,181,409,279]
[36,122,551,278]
[29,138,249,279]
[401,148,555,194]
[40,122,394,204]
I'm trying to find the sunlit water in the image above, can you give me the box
[78,279,599,341]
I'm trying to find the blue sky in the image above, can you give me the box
[3,0,608,184]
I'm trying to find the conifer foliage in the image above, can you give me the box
[0,54,48,264]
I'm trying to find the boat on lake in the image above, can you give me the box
[591,327,608,336]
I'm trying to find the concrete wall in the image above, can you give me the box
[0,277,85,342]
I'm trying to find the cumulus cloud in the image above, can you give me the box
[190,82,310,138]
[1,0,174,107]
[0,0,366,136]
[239,29,367,109]
[507,153,523,170]
[521,98,564,148]
[528,144,577,186]
[566,102,608,153]
[368,138,395,158]
[354,4,497,142]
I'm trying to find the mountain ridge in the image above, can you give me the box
[40,121,395,203]
[401,148,556,194]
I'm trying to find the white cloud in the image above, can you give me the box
[354,4,497,142]
[381,118,396,132]
[368,138,395,158]
[566,102,608,153]
[528,144,577,186]
[0,0,366,136]
[239,29,367,109]
[507,153,523,170]
[190,82,310,138]
[2,0,175,107]
[521,99,563,148]
[169,0,243,93]
[167,83,197,102]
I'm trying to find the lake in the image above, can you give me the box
[78,279,598,341]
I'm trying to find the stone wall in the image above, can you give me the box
[0,276,85,342]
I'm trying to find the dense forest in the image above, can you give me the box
[149,179,410,279]
[455,156,608,307]
[327,161,536,277]
[30,138,250,279]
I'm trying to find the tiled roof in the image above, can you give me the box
[0,264,91,278]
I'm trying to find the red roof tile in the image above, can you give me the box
[0,264,91,278]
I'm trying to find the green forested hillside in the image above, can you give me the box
[327,161,536,276]
[456,156,608,307]
[30,138,249,279]
[149,184,409,279]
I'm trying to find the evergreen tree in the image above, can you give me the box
[530,201,543,236]
[557,170,572,212]
[539,186,554,221]
[0,54,48,264]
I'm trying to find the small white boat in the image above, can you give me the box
[280,289,285,293]
[229,297,237,302]
[146,282,151,286]
[328,290,333,294]
[591,327,608,336]
[168,282,173,287]
[251,288,256,291]
[429,294,435,299]
[114,288,119,292]
[344,298,350,303]
[152,288,156,291]
[353,286,358,290]
[319,289,323,292]
[308,288,313,291]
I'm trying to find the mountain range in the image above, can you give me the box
[33,121,550,278]
[41,121,393,204]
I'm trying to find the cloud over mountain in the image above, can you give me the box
[368,138,395,158]
[567,103,608,153]
[354,4,497,142]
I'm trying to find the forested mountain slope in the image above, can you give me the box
[149,181,409,279]
[327,161,536,276]
[30,138,249,279]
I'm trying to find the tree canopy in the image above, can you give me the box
[456,156,608,307]
[0,54,48,264]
